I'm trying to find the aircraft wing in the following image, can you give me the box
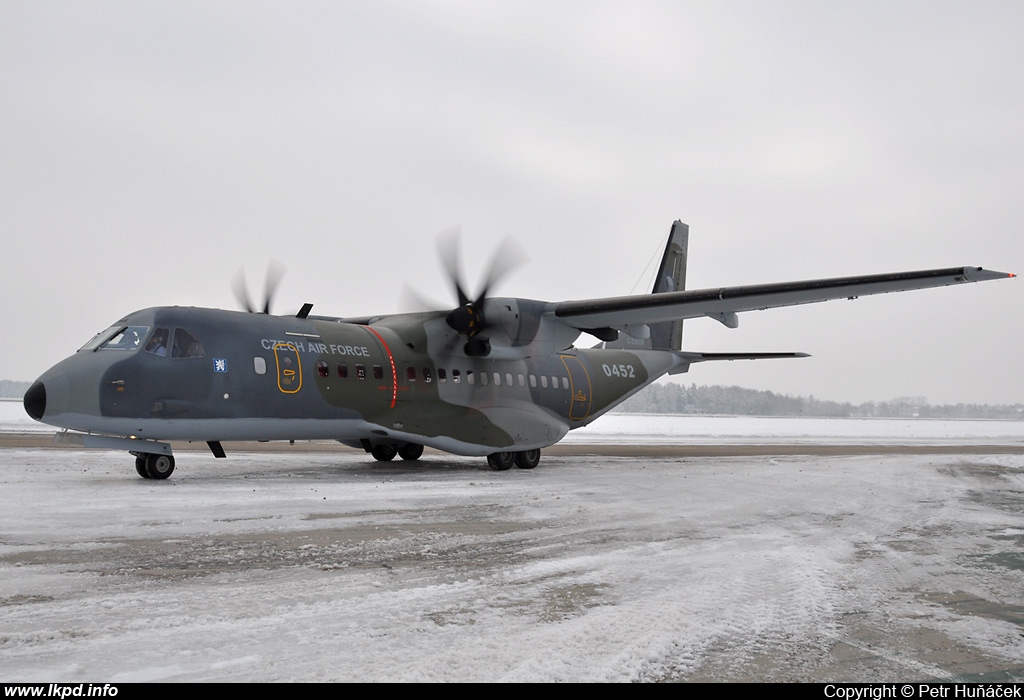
[553,266,1013,331]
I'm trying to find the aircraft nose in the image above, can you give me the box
[24,381,46,421]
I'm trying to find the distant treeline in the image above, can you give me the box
[0,381,29,399]
[615,383,1024,420]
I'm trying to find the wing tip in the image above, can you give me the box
[969,267,1015,281]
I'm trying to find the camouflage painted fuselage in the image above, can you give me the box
[26,304,682,456]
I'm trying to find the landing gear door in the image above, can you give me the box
[560,354,592,420]
[273,343,302,394]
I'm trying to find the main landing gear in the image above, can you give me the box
[487,449,540,471]
[367,441,542,470]
[370,442,424,462]
[133,453,175,480]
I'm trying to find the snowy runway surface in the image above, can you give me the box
[2,431,1024,682]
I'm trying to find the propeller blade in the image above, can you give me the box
[232,269,256,313]
[436,226,472,307]
[399,282,447,314]
[262,259,286,315]
[233,261,286,314]
[475,236,528,304]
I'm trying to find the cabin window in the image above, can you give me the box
[507,373,514,387]
[171,329,205,359]
[406,367,417,382]
[438,368,447,383]
[373,365,383,380]
[253,357,267,375]
[529,375,536,388]
[355,364,366,379]
[452,369,461,384]
[317,361,329,377]
[562,377,569,389]
[337,363,348,378]
[466,370,475,385]
[423,368,432,383]
[540,375,548,389]
[480,372,488,386]
[551,376,558,388]
[493,372,501,386]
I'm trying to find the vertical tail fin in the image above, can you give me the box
[600,220,689,351]
[649,220,688,350]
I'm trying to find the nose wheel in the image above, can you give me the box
[134,453,175,479]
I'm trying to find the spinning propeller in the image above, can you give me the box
[435,227,527,357]
[232,260,285,315]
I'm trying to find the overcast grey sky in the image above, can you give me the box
[2,1,1021,404]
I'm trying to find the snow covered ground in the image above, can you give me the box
[566,413,1024,446]
[2,401,1023,681]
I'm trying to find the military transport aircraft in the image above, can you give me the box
[23,221,1013,479]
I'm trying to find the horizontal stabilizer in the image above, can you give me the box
[669,350,810,375]
[676,351,811,362]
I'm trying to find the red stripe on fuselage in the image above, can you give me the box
[363,326,398,409]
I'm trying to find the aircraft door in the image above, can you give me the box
[560,354,592,420]
[273,343,302,394]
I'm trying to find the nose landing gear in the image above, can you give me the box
[133,453,176,480]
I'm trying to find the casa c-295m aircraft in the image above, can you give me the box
[23,221,1013,479]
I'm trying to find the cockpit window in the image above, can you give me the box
[79,327,119,351]
[84,325,150,351]
[144,328,170,357]
[171,328,205,359]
